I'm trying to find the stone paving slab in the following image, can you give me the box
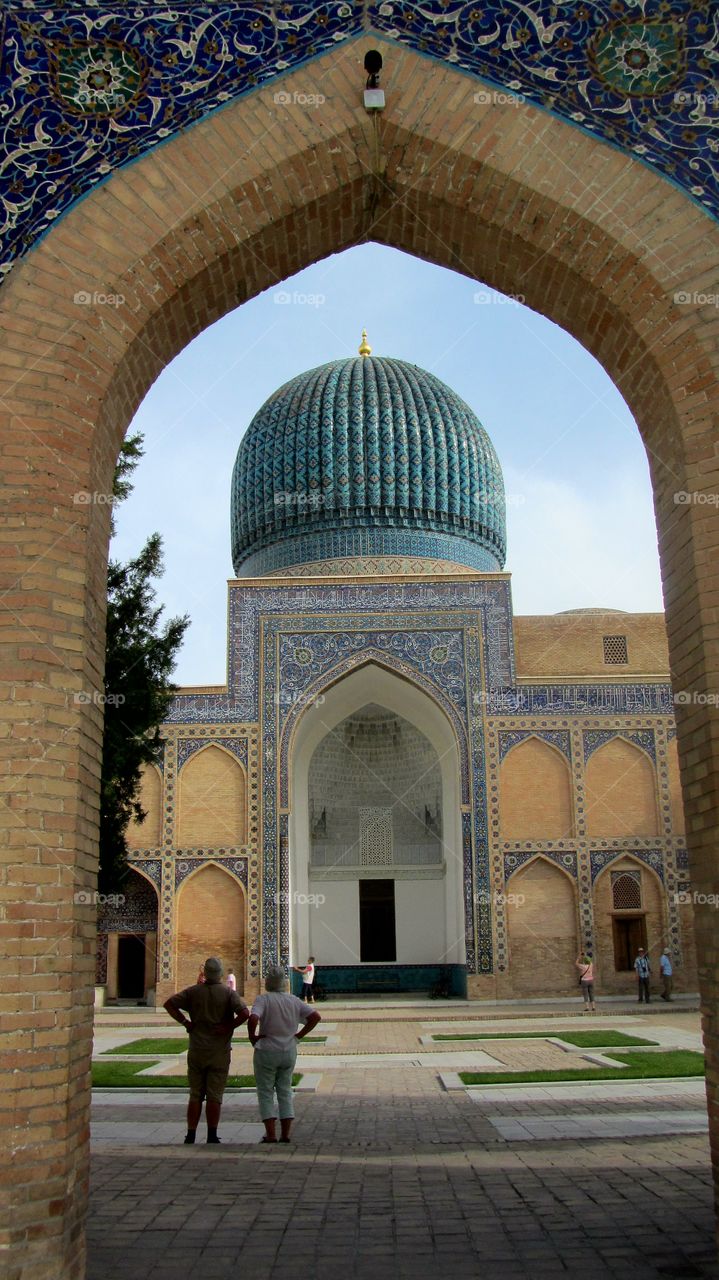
[463,1079,709,1103]
[488,1111,709,1141]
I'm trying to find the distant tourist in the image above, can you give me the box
[660,950,673,1001]
[164,957,249,1145]
[248,965,320,1144]
[575,953,596,1012]
[634,947,651,1003]
[226,968,237,992]
[293,956,316,1003]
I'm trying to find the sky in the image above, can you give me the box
[111,242,665,687]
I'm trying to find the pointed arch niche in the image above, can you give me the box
[177,744,247,849]
[500,736,573,840]
[585,738,659,837]
[127,763,162,849]
[506,857,578,995]
[175,863,246,993]
[288,663,464,968]
[592,855,664,994]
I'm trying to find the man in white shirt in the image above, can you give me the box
[293,955,315,1002]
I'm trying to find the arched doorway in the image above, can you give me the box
[288,663,464,993]
[1,36,717,1278]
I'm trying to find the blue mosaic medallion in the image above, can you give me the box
[0,2,716,280]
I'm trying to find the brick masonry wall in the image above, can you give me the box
[177,746,246,849]
[585,740,659,837]
[500,738,573,839]
[514,612,671,677]
[507,860,578,996]
[127,764,162,849]
[0,38,717,1275]
[593,858,664,996]
[175,864,245,995]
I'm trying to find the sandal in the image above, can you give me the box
[260,1136,277,1144]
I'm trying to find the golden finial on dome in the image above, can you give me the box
[358,329,372,357]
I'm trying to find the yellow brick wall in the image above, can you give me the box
[127,764,162,849]
[175,864,246,993]
[666,737,686,834]
[177,746,246,849]
[500,737,573,839]
[585,739,659,837]
[506,859,578,995]
[592,858,664,995]
[514,612,670,677]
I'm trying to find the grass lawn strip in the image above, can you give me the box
[92,1059,301,1088]
[459,1049,703,1086]
[104,1036,326,1055]
[433,1030,657,1047]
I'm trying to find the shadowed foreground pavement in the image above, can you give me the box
[88,1075,718,1280]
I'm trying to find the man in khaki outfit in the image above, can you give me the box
[164,957,249,1144]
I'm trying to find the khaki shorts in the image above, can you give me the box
[187,1058,230,1104]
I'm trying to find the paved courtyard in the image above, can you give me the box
[88,1000,718,1279]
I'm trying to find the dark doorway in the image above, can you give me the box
[359,879,396,961]
[612,915,647,971]
[117,934,146,999]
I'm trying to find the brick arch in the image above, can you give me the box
[506,856,579,996]
[585,737,659,838]
[592,853,666,993]
[1,37,718,1280]
[177,744,247,850]
[127,762,162,850]
[500,736,573,840]
[175,862,246,994]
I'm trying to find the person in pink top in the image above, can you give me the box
[576,953,596,1012]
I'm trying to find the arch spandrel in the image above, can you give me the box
[0,4,716,278]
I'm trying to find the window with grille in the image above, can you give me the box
[359,807,392,866]
[611,870,642,910]
[603,634,628,664]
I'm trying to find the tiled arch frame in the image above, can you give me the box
[1,37,718,1279]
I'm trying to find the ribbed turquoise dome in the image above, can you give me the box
[231,354,506,576]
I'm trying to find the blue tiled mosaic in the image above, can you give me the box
[177,737,248,771]
[0,2,715,280]
[583,728,656,763]
[175,856,249,889]
[504,849,577,880]
[590,848,665,883]
[126,856,162,891]
[498,729,571,764]
[232,356,506,576]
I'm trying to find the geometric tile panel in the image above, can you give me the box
[589,847,665,883]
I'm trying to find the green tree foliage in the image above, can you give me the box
[99,435,189,891]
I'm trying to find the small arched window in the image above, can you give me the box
[611,870,642,910]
